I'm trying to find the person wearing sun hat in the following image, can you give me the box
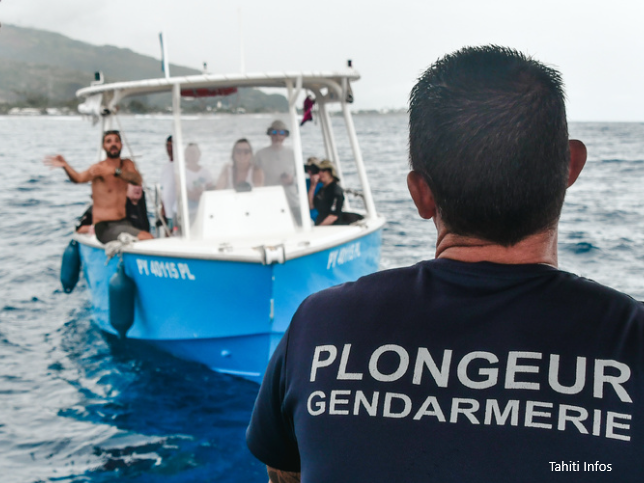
[254,119,300,223]
[310,159,344,226]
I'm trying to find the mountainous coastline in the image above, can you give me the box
[0,24,287,113]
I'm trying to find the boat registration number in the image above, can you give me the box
[327,242,361,269]
[135,258,196,280]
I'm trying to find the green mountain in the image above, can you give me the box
[0,24,287,112]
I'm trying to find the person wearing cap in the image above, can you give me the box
[304,157,323,221]
[311,159,344,226]
[254,120,300,223]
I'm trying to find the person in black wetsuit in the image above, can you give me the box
[311,159,344,226]
[76,184,150,234]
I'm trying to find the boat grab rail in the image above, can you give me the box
[76,71,359,103]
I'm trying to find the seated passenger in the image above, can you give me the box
[305,157,323,221]
[311,160,344,226]
[76,185,151,234]
[159,135,176,228]
[125,184,151,232]
[184,143,214,220]
[215,138,264,191]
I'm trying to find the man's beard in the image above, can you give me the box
[106,148,121,159]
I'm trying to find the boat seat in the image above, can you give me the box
[191,186,296,240]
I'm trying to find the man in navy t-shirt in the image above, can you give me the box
[246,46,644,482]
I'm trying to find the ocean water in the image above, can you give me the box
[1,113,644,482]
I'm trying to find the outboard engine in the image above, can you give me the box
[109,263,136,338]
[60,239,81,293]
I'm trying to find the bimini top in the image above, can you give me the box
[76,70,360,102]
[75,67,376,237]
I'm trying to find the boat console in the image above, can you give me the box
[191,186,296,241]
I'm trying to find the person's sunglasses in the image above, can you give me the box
[234,148,252,155]
[269,129,289,136]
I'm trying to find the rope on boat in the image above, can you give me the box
[104,232,138,263]
[113,114,137,162]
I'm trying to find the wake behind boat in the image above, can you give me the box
[64,67,385,383]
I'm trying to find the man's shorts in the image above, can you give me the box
[95,219,141,244]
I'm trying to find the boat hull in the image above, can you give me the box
[79,230,381,382]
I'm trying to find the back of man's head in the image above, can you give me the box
[409,45,569,246]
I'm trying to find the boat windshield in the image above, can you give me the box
[164,114,364,240]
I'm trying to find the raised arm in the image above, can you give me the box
[44,155,93,184]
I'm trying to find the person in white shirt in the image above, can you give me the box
[184,143,214,222]
[159,135,177,229]
[253,120,300,224]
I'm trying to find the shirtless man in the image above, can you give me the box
[45,130,153,244]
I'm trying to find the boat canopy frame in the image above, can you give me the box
[76,70,377,239]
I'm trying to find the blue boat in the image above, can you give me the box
[70,69,385,383]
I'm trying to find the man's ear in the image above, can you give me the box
[407,171,436,219]
[568,140,587,188]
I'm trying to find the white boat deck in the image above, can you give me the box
[75,216,385,263]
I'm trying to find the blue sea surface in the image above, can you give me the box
[1,114,644,482]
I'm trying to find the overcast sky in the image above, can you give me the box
[3,0,644,121]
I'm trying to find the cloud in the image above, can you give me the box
[4,0,644,118]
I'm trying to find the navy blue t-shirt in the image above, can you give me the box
[247,259,644,482]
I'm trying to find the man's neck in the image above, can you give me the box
[435,228,559,267]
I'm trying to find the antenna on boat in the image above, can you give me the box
[239,8,246,74]
[91,71,104,86]
[159,32,170,79]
